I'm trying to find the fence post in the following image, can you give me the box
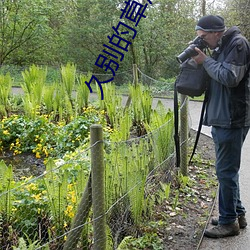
[180,94,188,176]
[125,64,137,109]
[91,124,106,250]
[133,64,138,86]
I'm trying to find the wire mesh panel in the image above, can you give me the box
[0,66,193,249]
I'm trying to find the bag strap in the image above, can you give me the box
[174,80,180,168]
[174,80,208,167]
[188,91,208,164]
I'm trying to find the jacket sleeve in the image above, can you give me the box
[203,38,250,88]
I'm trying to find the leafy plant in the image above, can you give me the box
[117,233,163,250]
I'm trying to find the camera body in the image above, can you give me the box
[176,36,208,64]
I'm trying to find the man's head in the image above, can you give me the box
[195,15,225,49]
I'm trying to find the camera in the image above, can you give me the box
[176,36,208,64]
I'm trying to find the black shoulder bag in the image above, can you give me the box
[174,58,210,168]
[175,58,208,97]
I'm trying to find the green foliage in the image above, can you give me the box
[13,235,46,250]
[0,109,101,157]
[0,73,12,116]
[43,159,69,230]
[0,81,179,248]
[43,85,56,113]
[117,233,163,250]
[61,63,76,101]
[100,82,123,128]
[145,100,175,163]
[129,84,153,126]
[12,176,48,240]
[105,136,153,227]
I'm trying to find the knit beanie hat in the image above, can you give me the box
[195,15,225,32]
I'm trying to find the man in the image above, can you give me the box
[192,15,250,238]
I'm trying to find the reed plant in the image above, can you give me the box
[43,84,56,114]
[52,83,73,122]
[105,136,153,226]
[129,84,153,134]
[21,65,47,118]
[60,63,76,103]
[145,100,175,164]
[98,82,122,128]
[76,73,91,113]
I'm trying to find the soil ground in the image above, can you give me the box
[159,130,217,250]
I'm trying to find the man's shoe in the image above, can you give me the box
[211,214,247,229]
[204,222,240,238]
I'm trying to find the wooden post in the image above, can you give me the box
[125,64,138,109]
[133,64,138,86]
[91,124,106,250]
[180,94,188,176]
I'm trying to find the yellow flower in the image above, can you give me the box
[26,183,37,191]
[36,152,41,159]
[71,195,76,204]
[65,205,74,218]
[32,193,42,201]
[3,130,9,135]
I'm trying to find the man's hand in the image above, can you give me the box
[192,47,207,64]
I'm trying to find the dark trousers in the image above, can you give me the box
[211,126,249,225]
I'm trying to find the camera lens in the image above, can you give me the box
[176,44,198,63]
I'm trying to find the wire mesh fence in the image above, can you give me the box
[0,65,191,249]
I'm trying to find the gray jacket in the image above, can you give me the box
[203,26,250,128]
